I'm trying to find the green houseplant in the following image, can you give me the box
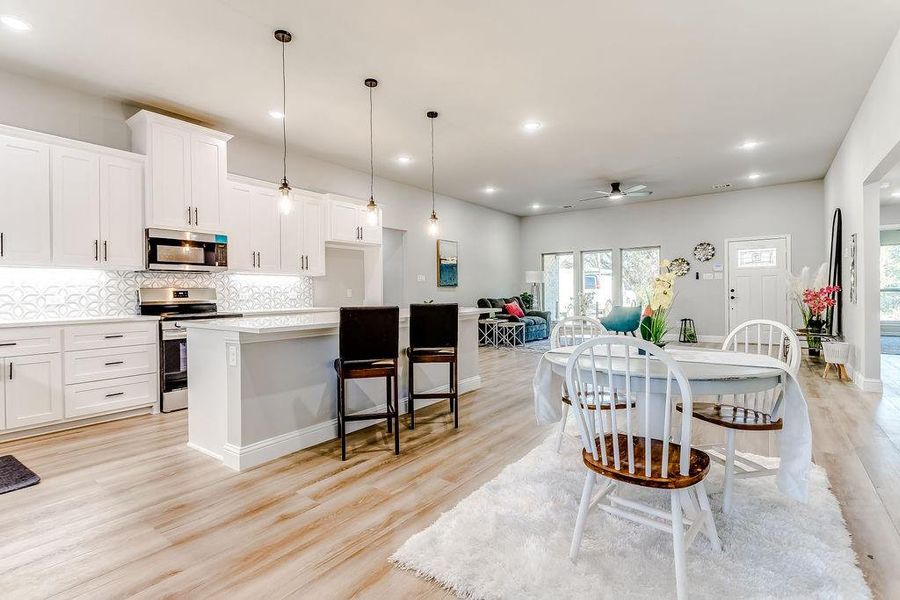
[640,260,677,348]
[519,291,535,310]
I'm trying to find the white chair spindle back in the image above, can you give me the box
[565,336,695,479]
[721,319,800,416]
[550,316,607,350]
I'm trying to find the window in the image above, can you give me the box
[881,243,900,321]
[621,247,660,307]
[581,250,613,317]
[542,252,575,321]
[737,247,778,268]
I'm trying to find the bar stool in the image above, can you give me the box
[334,306,400,461]
[406,303,459,429]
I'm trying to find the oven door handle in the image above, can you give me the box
[161,331,188,341]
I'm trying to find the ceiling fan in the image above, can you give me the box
[580,182,652,202]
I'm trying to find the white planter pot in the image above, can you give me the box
[822,341,850,364]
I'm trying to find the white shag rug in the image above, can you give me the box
[391,428,870,600]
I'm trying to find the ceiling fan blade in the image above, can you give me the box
[625,191,653,197]
[578,195,607,202]
[622,184,646,194]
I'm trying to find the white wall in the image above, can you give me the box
[881,203,900,228]
[0,68,522,308]
[520,181,826,339]
[314,248,366,307]
[824,27,900,391]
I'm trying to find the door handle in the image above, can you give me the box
[730,288,735,293]
[730,295,735,300]
[195,207,199,226]
[103,240,108,262]
[187,206,193,225]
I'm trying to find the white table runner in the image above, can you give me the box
[533,346,812,503]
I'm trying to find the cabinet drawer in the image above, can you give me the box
[0,327,61,358]
[64,373,157,419]
[64,321,158,352]
[64,344,157,384]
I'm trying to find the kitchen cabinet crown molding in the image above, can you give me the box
[125,110,233,143]
[0,122,145,164]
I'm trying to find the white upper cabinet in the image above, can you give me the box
[222,178,280,274]
[325,195,382,246]
[51,146,101,266]
[279,191,326,276]
[222,181,254,272]
[301,193,326,276]
[127,110,231,233]
[0,134,51,266]
[51,146,145,270]
[99,155,144,270]
[249,187,280,273]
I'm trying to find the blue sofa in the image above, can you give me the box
[477,296,550,342]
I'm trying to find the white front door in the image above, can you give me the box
[727,237,789,332]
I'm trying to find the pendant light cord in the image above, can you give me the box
[281,39,287,182]
[430,117,435,212]
[369,85,374,199]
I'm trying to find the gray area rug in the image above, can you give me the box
[0,455,40,494]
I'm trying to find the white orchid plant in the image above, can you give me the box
[640,260,677,345]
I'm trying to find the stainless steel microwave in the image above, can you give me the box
[146,228,228,272]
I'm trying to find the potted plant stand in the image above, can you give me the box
[822,341,850,381]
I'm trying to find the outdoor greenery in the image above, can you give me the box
[882,244,900,321]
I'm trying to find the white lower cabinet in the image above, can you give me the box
[64,373,156,419]
[3,354,63,429]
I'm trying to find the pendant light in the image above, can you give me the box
[427,110,439,236]
[364,78,379,225]
[274,29,293,215]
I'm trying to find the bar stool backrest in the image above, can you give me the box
[339,306,400,361]
[409,303,458,349]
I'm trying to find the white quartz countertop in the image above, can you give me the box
[179,307,485,334]
[0,315,160,329]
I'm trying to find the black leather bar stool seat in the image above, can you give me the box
[405,303,459,429]
[334,306,400,461]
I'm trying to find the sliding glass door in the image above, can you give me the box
[581,250,613,317]
[542,252,574,322]
[621,246,660,307]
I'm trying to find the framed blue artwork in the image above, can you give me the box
[437,239,458,287]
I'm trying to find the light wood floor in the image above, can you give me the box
[0,347,897,599]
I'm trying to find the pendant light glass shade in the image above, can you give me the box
[426,111,439,237]
[275,29,293,215]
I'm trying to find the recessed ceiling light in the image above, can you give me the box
[483,186,496,194]
[1,15,32,31]
[268,109,285,119]
[531,203,541,210]
[738,140,761,150]
[396,155,412,165]
[881,182,891,189]
[562,205,574,209]
[747,172,761,180]
[522,121,542,132]
[892,191,900,198]
[712,183,733,190]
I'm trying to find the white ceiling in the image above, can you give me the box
[1,0,900,216]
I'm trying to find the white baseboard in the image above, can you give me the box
[845,364,883,393]
[221,375,482,470]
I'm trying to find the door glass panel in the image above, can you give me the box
[542,252,575,322]
[737,247,777,268]
[621,247,660,307]
[581,250,613,317]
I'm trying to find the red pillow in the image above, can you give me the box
[504,301,525,318]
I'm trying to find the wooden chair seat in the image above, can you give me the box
[334,358,397,379]
[582,433,710,490]
[561,391,634,411]
[676,402,783,431]
[406,347,457,363]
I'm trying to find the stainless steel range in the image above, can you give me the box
[138,288,242,412]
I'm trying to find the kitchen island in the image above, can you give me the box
[180,308,485,470]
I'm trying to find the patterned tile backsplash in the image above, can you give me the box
[0,268,314,321]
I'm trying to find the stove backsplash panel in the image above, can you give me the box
[0,269,314,321]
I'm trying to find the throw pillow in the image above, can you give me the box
[504,302,525,318]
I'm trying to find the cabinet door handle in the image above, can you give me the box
[104,361,125,367]
[8,362,12,380]
[105,391,125,398]
[187,206,193,225]
[104,334,124,339]
[103,240,108,262]
[195,207,199,226]
[94,240,99,261]
[251,251,256,268]
[0,342,16,347]
[257,251,261,269]
[1,232,4,257]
